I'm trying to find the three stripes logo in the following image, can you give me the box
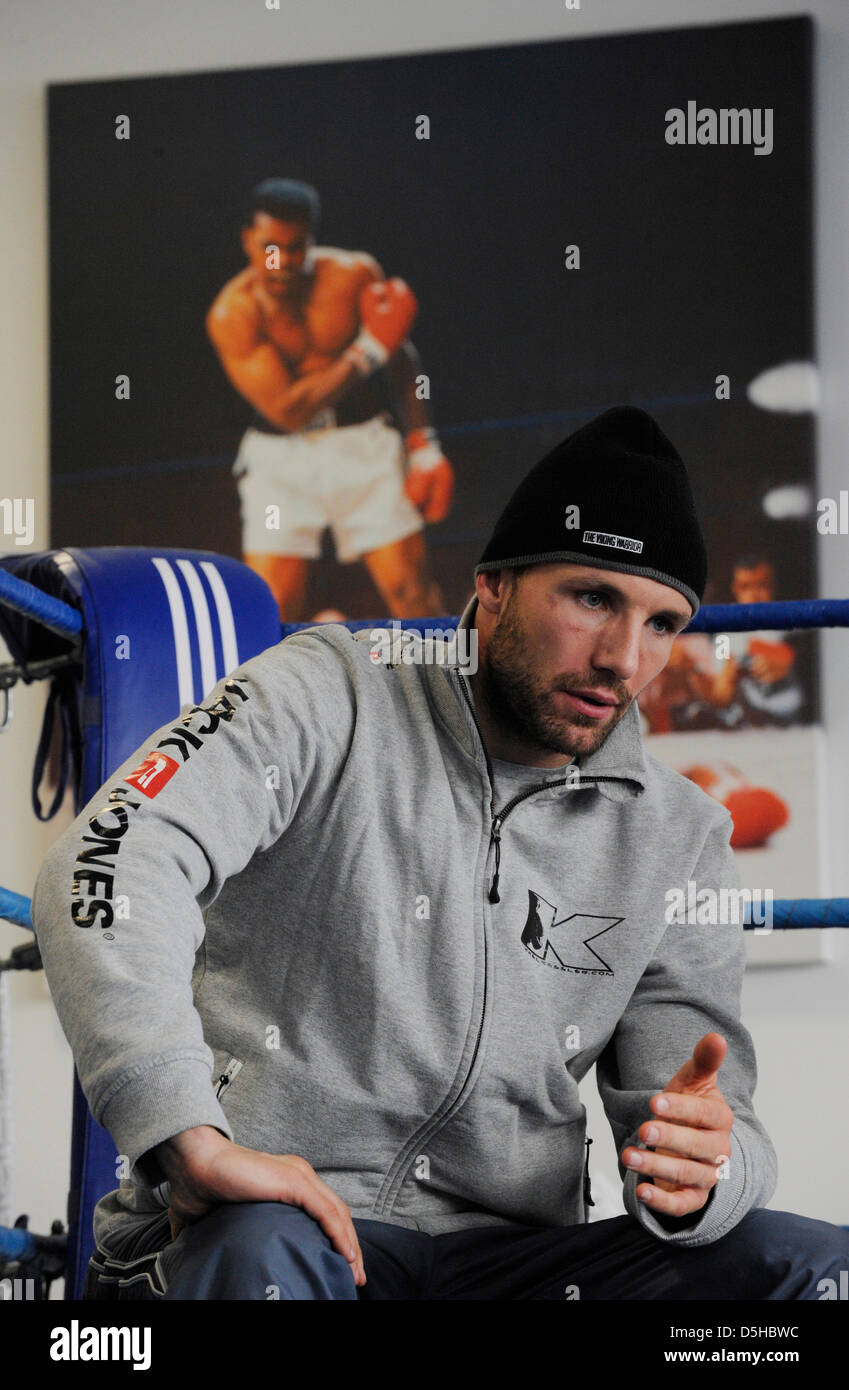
[151,557,241,707]
[521,890,623,975]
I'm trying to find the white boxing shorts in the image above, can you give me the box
[232,411,423,562]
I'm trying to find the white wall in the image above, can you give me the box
[1,0,847,1281]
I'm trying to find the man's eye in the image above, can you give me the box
[580,592,605,608]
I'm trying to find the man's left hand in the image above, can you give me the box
[621,1032,734,1218]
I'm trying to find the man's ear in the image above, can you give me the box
[475,570,511,617]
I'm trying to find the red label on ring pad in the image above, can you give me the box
[124,751,180,798]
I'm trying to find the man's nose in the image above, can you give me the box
[591,616,643,682]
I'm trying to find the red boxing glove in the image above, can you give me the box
[682,762,789,849]
[344,277,419,376]
[747,638,795,684]
[724,787,789,849]
[404,427,454,523]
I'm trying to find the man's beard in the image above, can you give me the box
[478,586,632,760]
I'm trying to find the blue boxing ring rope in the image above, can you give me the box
[0,887,33,930]
[4,890,845,933]
[0,567,82,640]
[683,597,849,634]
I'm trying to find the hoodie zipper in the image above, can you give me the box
[584,1136,595,1211]
[455,672,623,903]
[215,1057,243,1099]
[373,666,627,1218]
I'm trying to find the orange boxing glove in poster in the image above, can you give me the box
[403,427,455,523]
[747,637,795,685]
[682,761,789,849]
[344,277,419,376]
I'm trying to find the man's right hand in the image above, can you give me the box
[153,1126,366,1287]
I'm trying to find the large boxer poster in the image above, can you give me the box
[47,18,823,957]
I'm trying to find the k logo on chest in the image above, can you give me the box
[521,889,622,975]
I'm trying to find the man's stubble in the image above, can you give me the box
[476,580,633,762]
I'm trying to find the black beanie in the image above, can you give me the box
[475,406,707,616]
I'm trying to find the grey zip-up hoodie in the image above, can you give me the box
[32,595,777,1252]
